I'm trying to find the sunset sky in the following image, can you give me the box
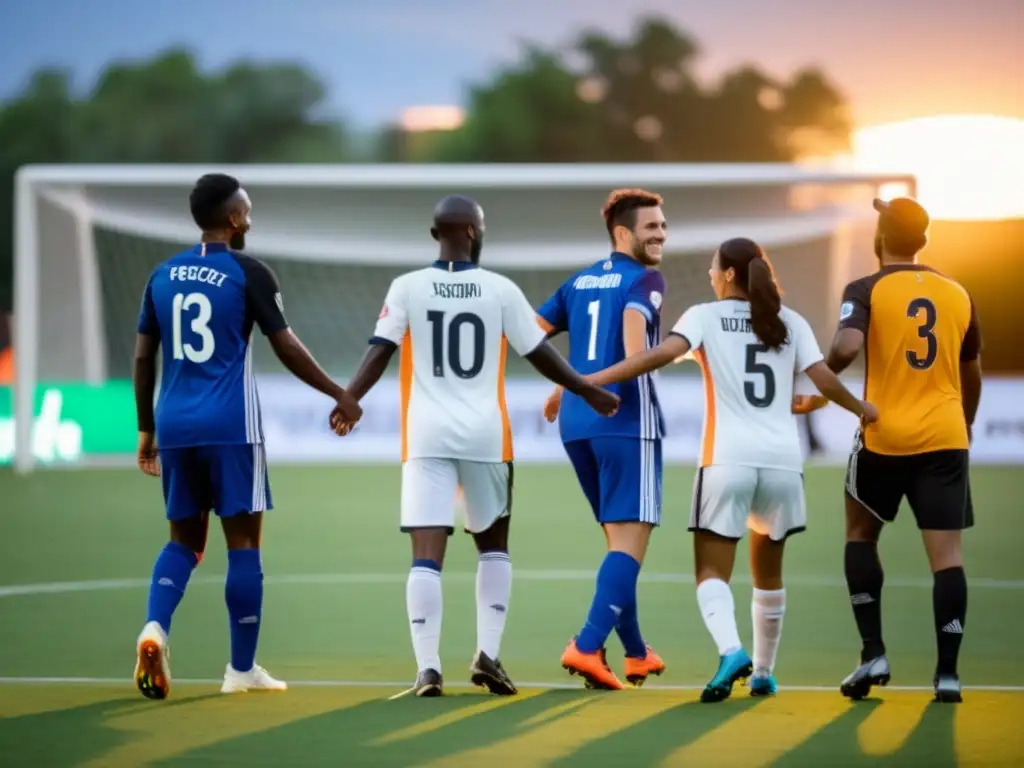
[1,0,1020,130]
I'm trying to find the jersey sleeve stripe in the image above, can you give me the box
[497,336,513,462]
[693,347,717,467]
[399,330,413,462]
[369,335,398,347]
[625,302,653,322]
[535,314,556,335]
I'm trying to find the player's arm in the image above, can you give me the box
[793,310,875,420]
[345,278,409,403]
[133,277,161,476]
[826,280,870,373]
[241,257,360,420]
[960,298,983,441]
[589,294,690,386]
[588,333,689,385]
[504,281,619,416]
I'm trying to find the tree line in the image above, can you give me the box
[0,16,852,311]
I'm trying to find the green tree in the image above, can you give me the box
[429,15,851,164]
[0,49,348,311]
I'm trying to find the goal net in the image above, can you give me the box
[11,164,913,471]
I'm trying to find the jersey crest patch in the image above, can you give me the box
[602,260,613,271]
[274,292,284,314]
[650,291,663,310]
[839,301,854,321]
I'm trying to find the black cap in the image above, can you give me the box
[873,197,930,237]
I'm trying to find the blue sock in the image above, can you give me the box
[225,548,263,673]
[577,551,641,654]
[146,541,198,634]
[615,599,647,658]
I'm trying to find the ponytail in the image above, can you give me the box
[747,257,788,351]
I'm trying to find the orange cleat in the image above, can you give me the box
[561,638,624,690]
[624,646,666,687]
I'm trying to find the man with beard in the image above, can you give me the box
[339,194,620,698]
[536,189,669,690]
[132,173,361,700]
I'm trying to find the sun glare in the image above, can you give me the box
[851,115,1024,221]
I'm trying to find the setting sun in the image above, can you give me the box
[850,115,1024,221]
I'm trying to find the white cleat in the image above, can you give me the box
[220,663,288,694]
[135,621,172,700]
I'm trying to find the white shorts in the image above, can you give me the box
[690,465,806,542]
[401,458,512,535]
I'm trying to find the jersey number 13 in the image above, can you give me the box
[171,292,215,363]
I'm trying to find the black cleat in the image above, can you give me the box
[470,650,518,696]
[933,674,963,703]
[840,655,891,701]
[390,668,443,699]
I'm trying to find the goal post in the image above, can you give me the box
[11,163,915,473]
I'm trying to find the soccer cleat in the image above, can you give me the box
[933,673,963,703]
[750,673,778,697]
[624,645,666,687]
[390,668,444,699]
[700,648,754,703]
[561,639,624,690]
[470,650,517,696]
[134,621,171,700]
[840,655,890,700]
[220,663,287,694]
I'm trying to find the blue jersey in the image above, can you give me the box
[538,252,666,443]
[137,242,288,450]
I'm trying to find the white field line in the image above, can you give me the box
[2,570,1023,599]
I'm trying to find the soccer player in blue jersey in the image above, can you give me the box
[536,188,668,690]
[132,173,362,700]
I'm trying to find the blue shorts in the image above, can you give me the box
[563,437,662,526]
[159,444,272,522]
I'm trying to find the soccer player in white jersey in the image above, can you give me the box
[337,195,620,698]
[586,238,878,701]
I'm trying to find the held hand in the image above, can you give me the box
[582,384,620,418]
[137,432,160,477]
[859,401,879,425]
[543,388,563,424]
[330,392,363,435]
[792,394,829,414]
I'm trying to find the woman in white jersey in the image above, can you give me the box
[586,238,878,701]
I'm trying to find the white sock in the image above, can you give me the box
[696,578,743,656]
[476,551,512,659]
[751,587,786,676]
[407,564,443,674]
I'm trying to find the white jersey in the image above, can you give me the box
[372,262,547,463]
[671,300,824,472]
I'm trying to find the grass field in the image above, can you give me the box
[1,463,1022,766]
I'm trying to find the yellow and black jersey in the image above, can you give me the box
[838,264,981,455]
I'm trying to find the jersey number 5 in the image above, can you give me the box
[906,297,937,370]
[744,343,776,408]
[171,292,215,363]
[427,310,485,379]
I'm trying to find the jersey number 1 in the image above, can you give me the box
[427,310,485,379]
[586,300,600,361]
[171,292,215,363]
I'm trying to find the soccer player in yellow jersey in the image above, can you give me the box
[827,197,982,703]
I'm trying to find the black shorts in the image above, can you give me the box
[845,437,973,531]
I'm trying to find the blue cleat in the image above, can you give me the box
[750,673,778,697]
[700,649,753,703]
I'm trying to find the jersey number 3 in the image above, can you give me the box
[171,292,215,363]
[744,343,776,408]
[427,310,485,379]
[906,298,937,370]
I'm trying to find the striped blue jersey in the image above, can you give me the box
[137,242,288,449]
[538,252,666,443]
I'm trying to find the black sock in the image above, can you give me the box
[845,541,886,662]
[933,566,967,676]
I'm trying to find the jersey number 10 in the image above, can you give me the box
[171,292,215,363]
[427,310,485,379]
